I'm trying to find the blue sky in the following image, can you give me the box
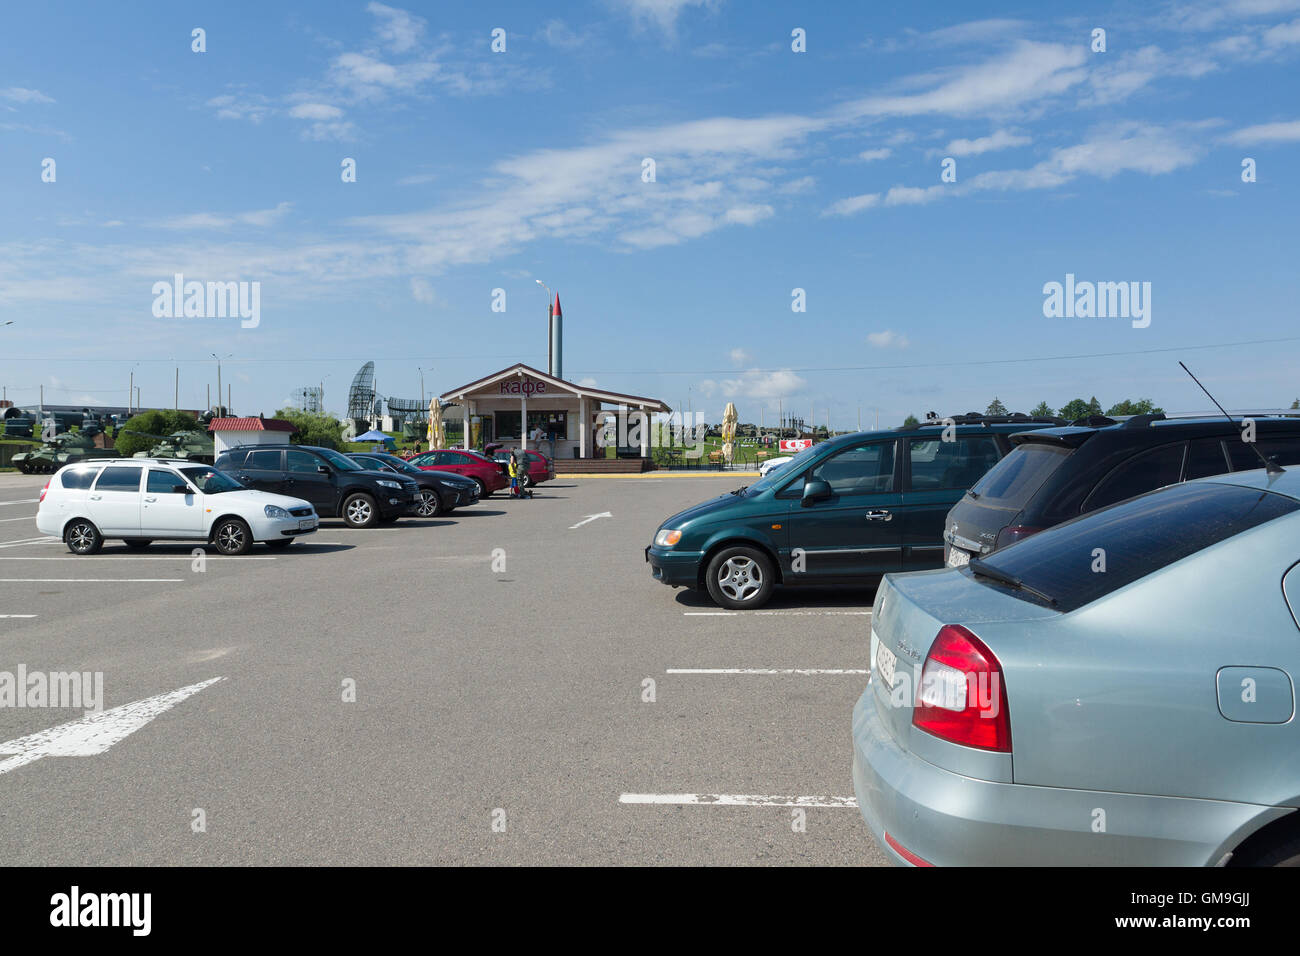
[2,0,1299,427]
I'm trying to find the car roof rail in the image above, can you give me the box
[1069,415,1119,427]
[908,412,1068,429]
[1121,413,1167,428]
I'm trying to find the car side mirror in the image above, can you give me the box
[317,465,331,474]
[801,478,832,506]
[172,484,191,495]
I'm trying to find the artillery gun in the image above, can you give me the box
[12,431,116,474]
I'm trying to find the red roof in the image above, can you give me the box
[208,417,297,433]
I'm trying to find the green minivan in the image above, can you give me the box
[645,416,1063,609]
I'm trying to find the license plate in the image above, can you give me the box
[874,634,897,688]
[298,519,315,530]
[947,547,970,568]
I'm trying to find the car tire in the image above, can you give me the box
[415,488,443,518]
[1230,830,1300,867]
[342,492,379,528]
[704,545,776,610]
[266,538,293,549]
[473,478,492,499]
[123,538,152,549]
[211,517,253,556]
[64,519,103,555]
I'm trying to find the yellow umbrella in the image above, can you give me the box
[721,402,738,465]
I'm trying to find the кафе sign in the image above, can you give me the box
[498,377,548,397]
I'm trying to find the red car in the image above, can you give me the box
[491,449,555,487]
[410,448,509,497]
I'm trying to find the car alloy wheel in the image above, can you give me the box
[416,489,442,518]
[718,555,763,602]
[342,493,378,528]
[704,546,776,610]
[213,518,252,556]
[473,478,491,499]
[64,519,102,555]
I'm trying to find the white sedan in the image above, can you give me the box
[758,456,794,478]
[37,458,318,555]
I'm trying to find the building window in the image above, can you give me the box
[495,411,522,439]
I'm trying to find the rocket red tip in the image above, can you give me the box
[553,293,562,317]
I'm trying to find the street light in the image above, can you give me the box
[211,353,232,415]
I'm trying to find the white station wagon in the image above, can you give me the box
[36,458,318,555]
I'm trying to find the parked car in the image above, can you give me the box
[36,458,318,555]
[856,467,1300,866]
[944,413,1300,566]
[646,414,1064,609]
[489,449,555,486]
[213,444,418,528]
[758,455,793,478]
[408,448,509,498]
[347,452,479,517]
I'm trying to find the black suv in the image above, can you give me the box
[347,452,479,518]
[944,414,1300,563]
[214,444,419,528]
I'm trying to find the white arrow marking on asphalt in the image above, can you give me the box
[569,512,612,529]
[0,677,224,776]
[619,793,858,808]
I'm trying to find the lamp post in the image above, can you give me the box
[211,353,231,415]
[536,279,554,374]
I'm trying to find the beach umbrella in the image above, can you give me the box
[721,402,738,465]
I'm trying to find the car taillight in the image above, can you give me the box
[994,524,1042,550]
[912,624,1011,752]
[39,481,50,503]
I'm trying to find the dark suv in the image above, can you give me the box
[214,444,419,528]
[944,414,1300,564]
[347,452,479,517]
[646,414,1064,609]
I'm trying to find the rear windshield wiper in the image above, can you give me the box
[968,558,1056,606]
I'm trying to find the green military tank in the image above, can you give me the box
[12,431,117,474]
[126,428,215,463]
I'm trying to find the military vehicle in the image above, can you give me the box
[12,432,117,474]
[2,415,35,439]
[125,428,215,463]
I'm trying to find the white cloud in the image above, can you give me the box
[289,102,344,120]
[577,377,599,388]
[1264,16,1300,43]
[612,0,718,36]
[539,19,588,50]
[366,2,427,54]
[410,277,435,303]
[703,368,807,402]
[823,193,880,217]
[158,202,293,231]
[867,330,909,349]
[729,347,752,365]
[942,129,1029,156]
[1227,119,1300,143]
[207,93,272,123]
[0,87,54,104]
[858,147,892,161]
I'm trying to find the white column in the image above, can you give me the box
[463,400,469,450]
[521,394,527,451]
[639,405,649,458]
[579,396,588,459]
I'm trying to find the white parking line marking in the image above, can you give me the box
[0,578,183,583]
[0,614,37,618]
[619,793,858,808]
[0,556,277,561]
[0,515,36,522]
[666,668,869,675]
[0,536,60,549]
[0,499,38,507]
[683,610,871,617]
[683,611,738,616]
[0,677,224,776]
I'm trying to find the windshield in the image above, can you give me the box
[968,481,1299,612]
[319,448,363,471]
[180,466,244,494]
[968,442,1070,505]
[747,443,822,493]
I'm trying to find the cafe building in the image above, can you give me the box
[439,363,671,472]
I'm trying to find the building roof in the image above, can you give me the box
[208,417,297,433]
[440,363,670,413]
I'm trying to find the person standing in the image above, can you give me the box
[508,449,521,498]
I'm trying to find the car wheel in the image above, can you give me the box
[342,492,378,528]
[266,538,293,549]
[704,546,775,610]
[123,538,152,549]
[416,488,442,518]
[473,478,492,499]
[1230,830,1300,867]
[64,519,102,555]
[211,517,252,556]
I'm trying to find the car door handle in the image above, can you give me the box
[144,496,157,503]
[238,475,251,482]
[89,494,102,500]
[864,510,892,521]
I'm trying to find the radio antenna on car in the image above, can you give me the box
[1179,361,1284,475]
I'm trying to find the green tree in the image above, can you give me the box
[903,414,920,428]
[985,397,1009,416]
[1291,398,1299,410]
[274,408,345,449]
[114,410,200,457]
[1106,398,1164,416]
[1030,401,1055,418]
[1058,398,1091,421]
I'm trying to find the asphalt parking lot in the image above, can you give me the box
[0,470,887,865]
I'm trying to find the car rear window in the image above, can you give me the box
[94,466,142,491]
[59,467,102,490]
[968,442,1070,506]
[968,482,1299,612]
[1225,437,1300,472]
